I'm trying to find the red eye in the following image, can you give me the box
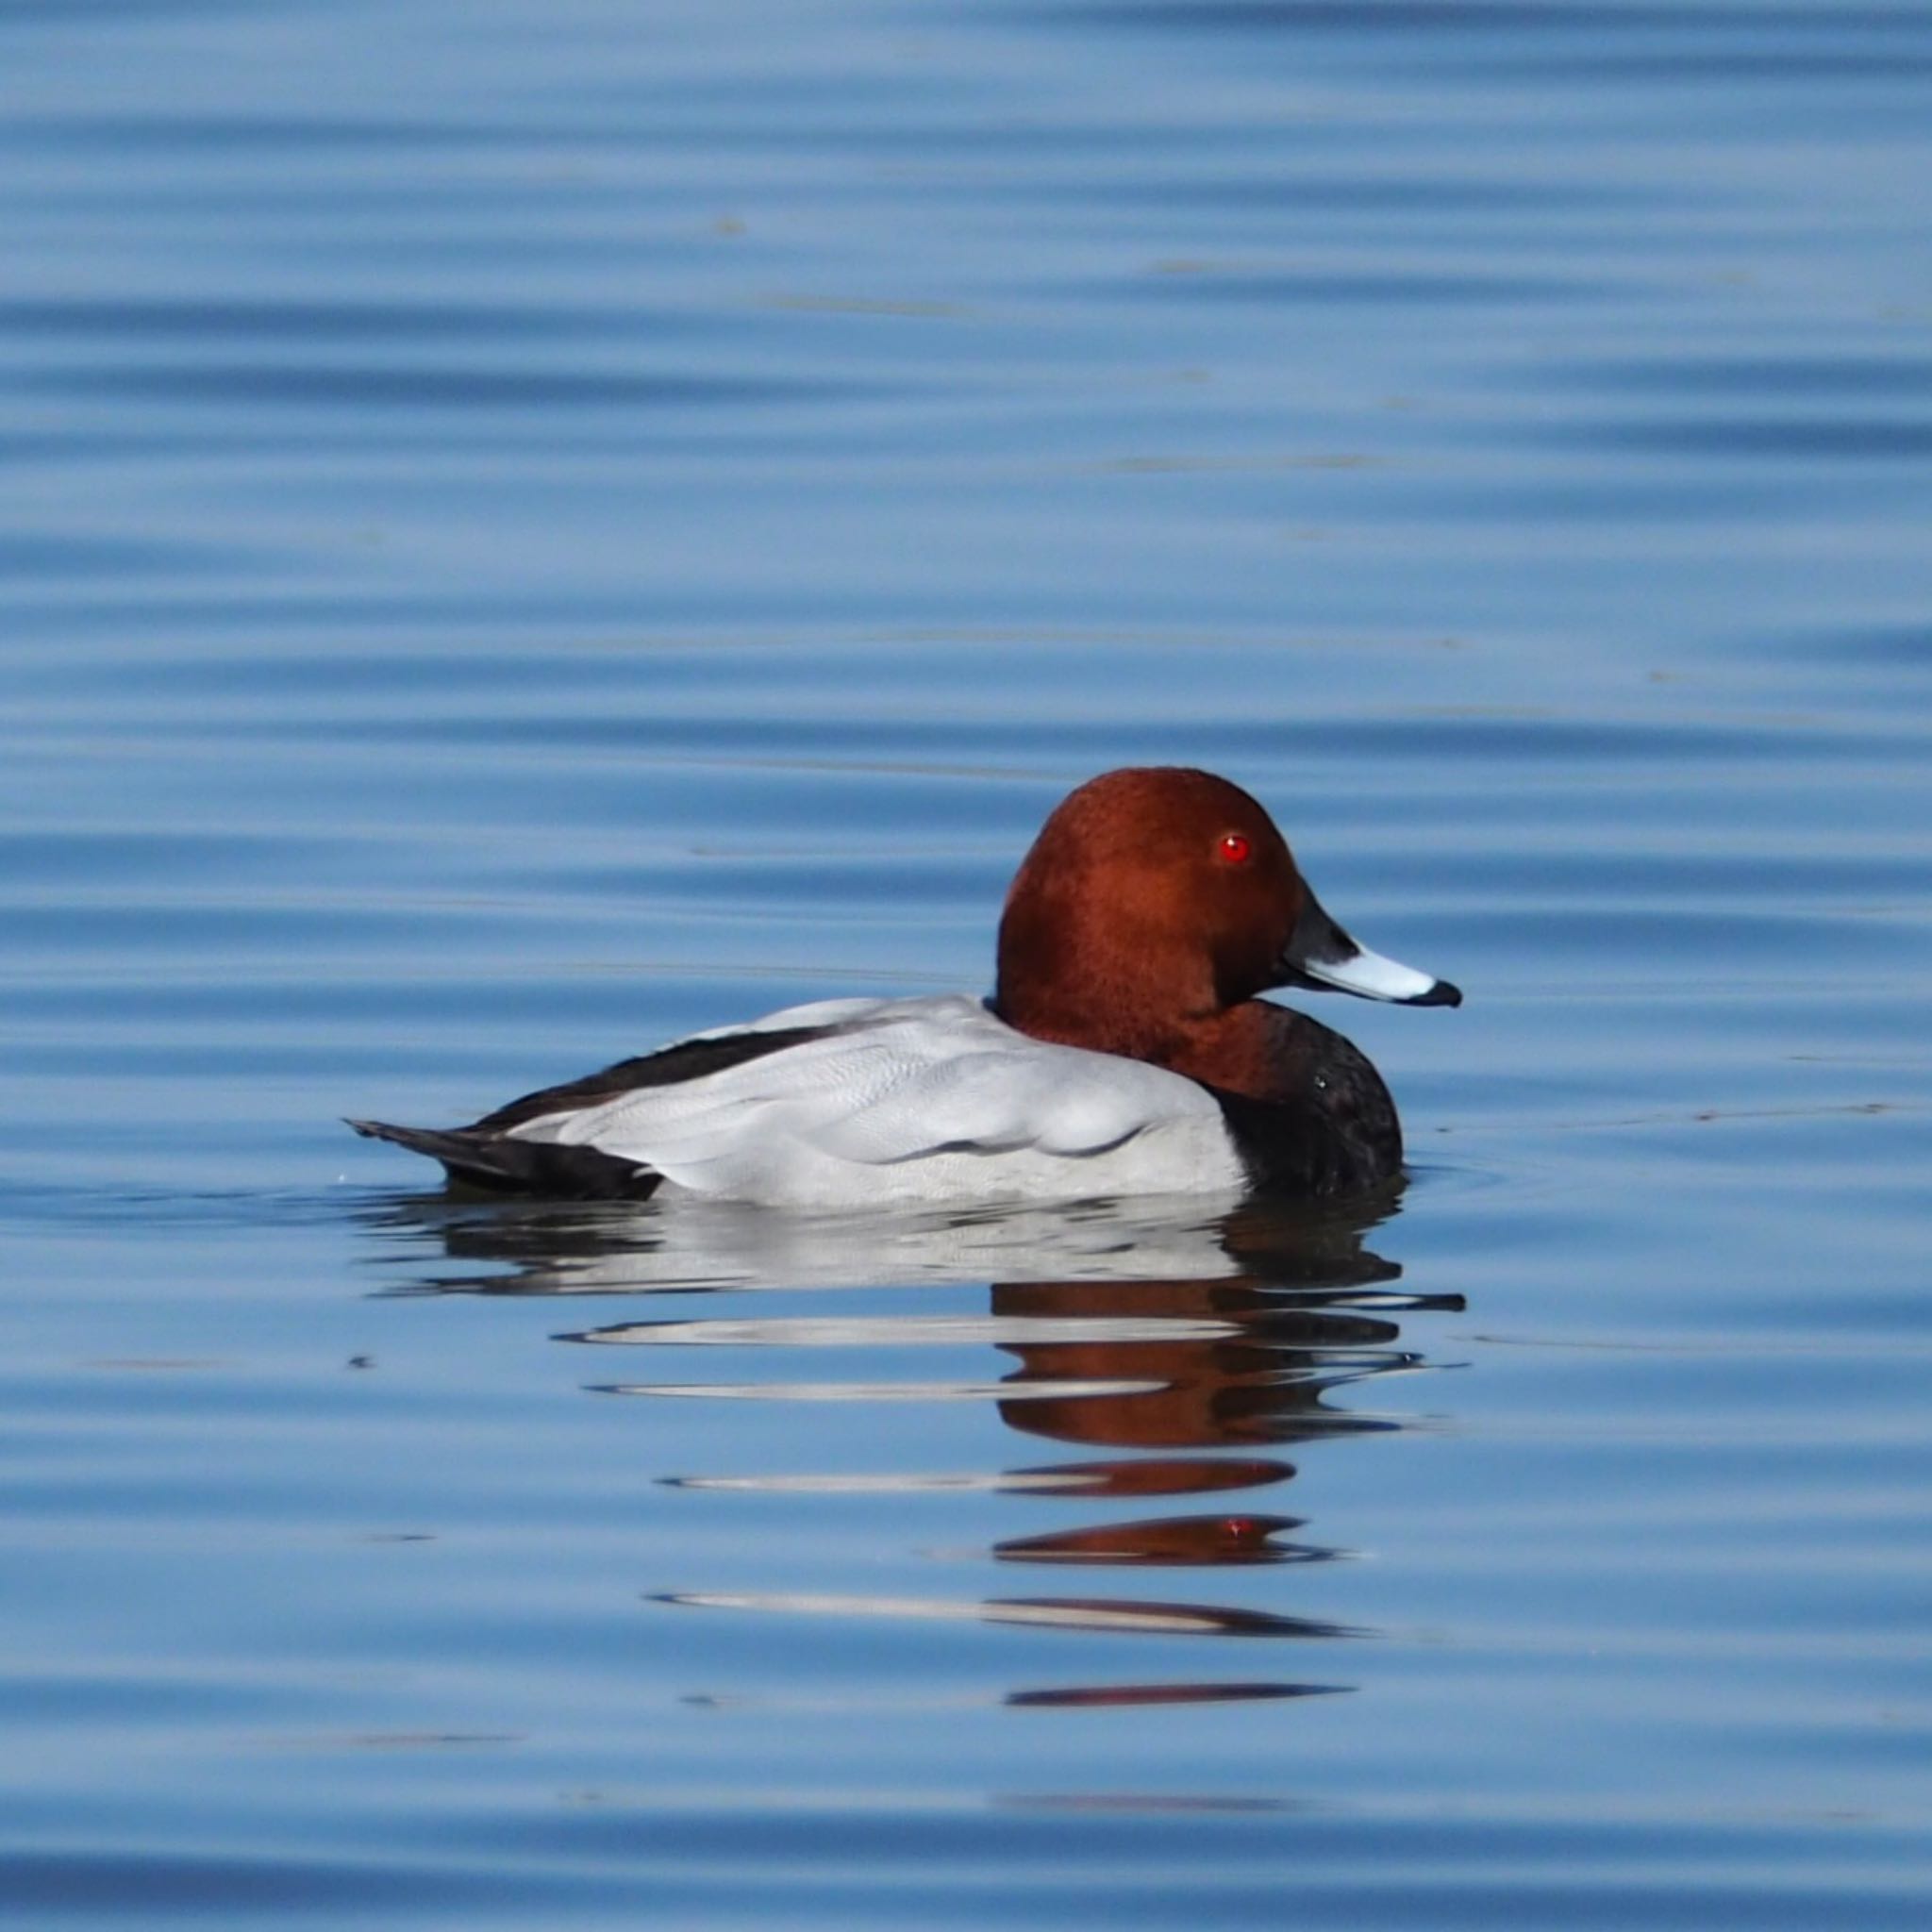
[1218,832,1252,865]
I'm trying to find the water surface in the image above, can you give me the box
[3,0,1930,1925]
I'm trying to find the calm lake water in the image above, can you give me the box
[4,0,1931,1924]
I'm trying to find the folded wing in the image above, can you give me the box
[502,994,1238,1204]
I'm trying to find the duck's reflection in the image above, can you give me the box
[355,1184,1461,1710]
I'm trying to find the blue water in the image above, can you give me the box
[3,0,1930,1924]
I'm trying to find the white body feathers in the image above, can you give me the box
[503,994,1246,1207]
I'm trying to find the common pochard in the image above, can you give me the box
[350,767,1459,1204]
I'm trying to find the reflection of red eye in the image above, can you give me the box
[1218,833,1252,865]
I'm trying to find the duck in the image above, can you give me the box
[348,766,1459,1206]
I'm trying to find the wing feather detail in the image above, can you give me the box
[506,994,1240,1203]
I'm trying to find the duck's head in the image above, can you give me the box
[994,766,1459,1056]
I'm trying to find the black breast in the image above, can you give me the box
[1207,1010,1404,1199]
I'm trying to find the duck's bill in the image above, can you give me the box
[1277,891,1462,1008]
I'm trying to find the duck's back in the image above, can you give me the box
[467,994,1249,1207]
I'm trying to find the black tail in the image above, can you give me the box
[345,1119,662,1201]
